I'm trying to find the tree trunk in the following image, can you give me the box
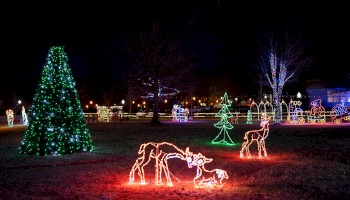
[151,82,161,125]
[274,91,281,124]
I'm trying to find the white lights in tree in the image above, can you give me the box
[240,117,270,159]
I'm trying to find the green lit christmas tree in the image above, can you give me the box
[18,46,93,156]
[212,92,235,145]
[246,110,253,124]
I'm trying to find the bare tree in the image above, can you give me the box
[125,20,194,124]
[257,32,313,124]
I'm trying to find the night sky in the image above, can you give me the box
[1,1,350,108]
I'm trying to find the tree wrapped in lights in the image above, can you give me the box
[18,46,93,156]
[257,33,312,124]
[212,92,235,145]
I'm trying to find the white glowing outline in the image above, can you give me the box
[6,109,14,127]
[187,153,229,188]
[240,117,270,159]
[129,142,228,188]
[129,142,192,186]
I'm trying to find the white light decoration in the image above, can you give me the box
[129,142,193,186]
[171,104,189,122]
[186,152,229,188]
[6,109,14,127]
[306,99,326,123]
[230,112,239,124]
[330,103,350,124]
[129,142,228,188]
[288,99,305,124]
[21,106,28,125]
[240,117,271,159]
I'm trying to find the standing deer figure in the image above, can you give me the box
[240,117,270,159]
[129,142,193,186]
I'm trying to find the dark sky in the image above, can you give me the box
[1,1,350,107]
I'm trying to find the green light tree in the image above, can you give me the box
[246,110,253,124]
[212,92,235,145]
[18,46,93,156]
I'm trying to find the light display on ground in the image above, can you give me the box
[129,142,228,188]
[246,110,252,124]
[230,112,239,124]
[187,152,229,188]
[330,103,350,124]
[289,99,305,124]
[22,106,28,125]
[240,117,270,159]
[6,109,14,127]
[306,99,326,123]
[212,92,235,145]
[171,104,189,122]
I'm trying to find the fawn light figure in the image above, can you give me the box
[129,142,193,186]
[186,152,229,188]
[240,117,271,159]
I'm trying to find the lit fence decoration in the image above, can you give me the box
[186,152,229,188]
[306,99,326,123]
[330,103,350,124]
[171,104,189,122]
[240,117,270,159]
[129,142,229,188]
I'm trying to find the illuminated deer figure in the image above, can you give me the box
[186,152,229,188]
[129,142,193,186]
[240,117,270,159]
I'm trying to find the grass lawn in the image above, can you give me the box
[0,118,349,199]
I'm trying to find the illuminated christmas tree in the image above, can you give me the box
[212,92,235,145]
[18,46,93,156]
[246,110,253,124]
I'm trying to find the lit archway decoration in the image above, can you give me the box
[240,117,270,159]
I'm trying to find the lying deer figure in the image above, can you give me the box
[240,117,270,159]
[186,152,229,188]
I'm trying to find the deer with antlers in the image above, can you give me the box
[240,117,271,159]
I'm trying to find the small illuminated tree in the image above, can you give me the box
[18,46,93,156]
[212,92,235,145]
[246,110,253,124]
